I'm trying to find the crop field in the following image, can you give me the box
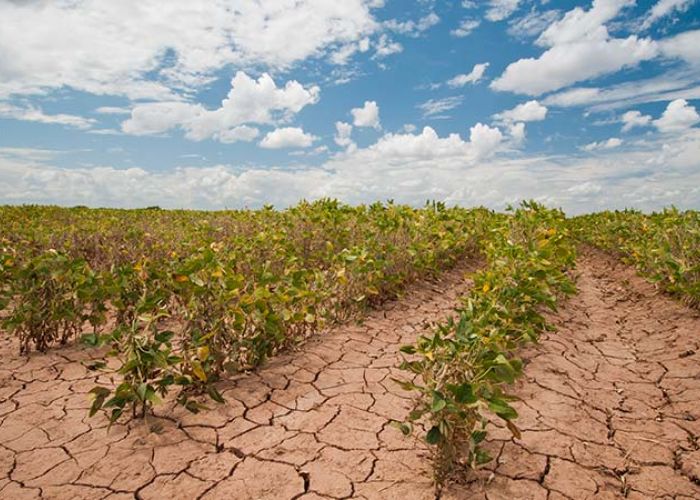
[0,202,699,499]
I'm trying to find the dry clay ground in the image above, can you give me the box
[0,249,699,499]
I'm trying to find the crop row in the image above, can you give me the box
[570,208,700,308]
[397,202,577,484]
[0,200,490,421]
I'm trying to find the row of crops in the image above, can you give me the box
[571,208,700,308]
[1,201,697,482]
[397,202,577,482]
[396,205,700,482]
[0,200,491,420]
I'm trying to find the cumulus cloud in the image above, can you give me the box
[582,137,623,151]
[121,72,319,142]
[259,127,317,149]
[351,101,381,128]
[653,99,700,132]
[492,0,658,95]
[621,110,652,132]
[492,38,658,96]
[451,19,481,38]
[334,121,355,149]
[5,128,700,215]
[0,0,381,100]
[447,63,489,87]
[218,126,260,144]
[493,100,548,122]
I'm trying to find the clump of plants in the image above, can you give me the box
[397,201,577,485]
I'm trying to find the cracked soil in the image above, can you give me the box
[1,249,700,499]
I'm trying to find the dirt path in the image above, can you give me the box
[0,263,478,500]
[445,248,700,500]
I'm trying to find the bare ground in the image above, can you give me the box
[444,248,700,500]
[1,248,699,499]
[0,262,478,500]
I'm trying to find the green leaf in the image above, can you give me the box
[488,398,518,420]
[426,425,442,445]
[207,386,225,404]
[431,392,447,413]
[446,383,477,404]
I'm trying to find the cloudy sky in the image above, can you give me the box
[0,0,699,213]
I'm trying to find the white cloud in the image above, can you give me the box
[0,1,381,100]
[493,100,548,122]
[351,100,381,128]
[486,0,523,22]
[582,137,623,151]
[3,128,700,215]
[653,98,700,132]
[507,122,527,144]
[259,127,317,149]
[492,37,658,96]
[660,29,700,66]
[451,19,481,38]
[507,10,561,39]
[95,106,131,115]
[122,72,319,142]
[621,110,652,132]
[642,0,696,30]
[542,70,700,111]
[384,13,440,37]
[373,34,403,58]
[0,103,95,129]
[218,126,260,144]
[334,121,355,149]
[536,0,634,48]
[447,63,490,87]
[417,97,463,117]
[492,0,658,95]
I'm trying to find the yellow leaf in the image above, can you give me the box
[174,274,189,283]
[191,362,207,382]
[425,351,434,361]
[197,346,209,361]
[211,269,223,278]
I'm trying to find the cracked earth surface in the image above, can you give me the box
[0,262,479,500]
[2,249,700,500]
[444,248,700,500]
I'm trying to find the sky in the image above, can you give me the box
[0,0,699,214]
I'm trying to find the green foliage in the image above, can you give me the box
[0,200,488,421]
[1,250,106,353]
[397,201,577,484]
[570,208,700,308]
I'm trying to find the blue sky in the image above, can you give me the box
[0,0,699,213]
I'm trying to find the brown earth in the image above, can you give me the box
[444,248,700,500]
[0,262,478,500]
[1,248,700,500]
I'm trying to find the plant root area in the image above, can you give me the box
[2,249,700,499]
